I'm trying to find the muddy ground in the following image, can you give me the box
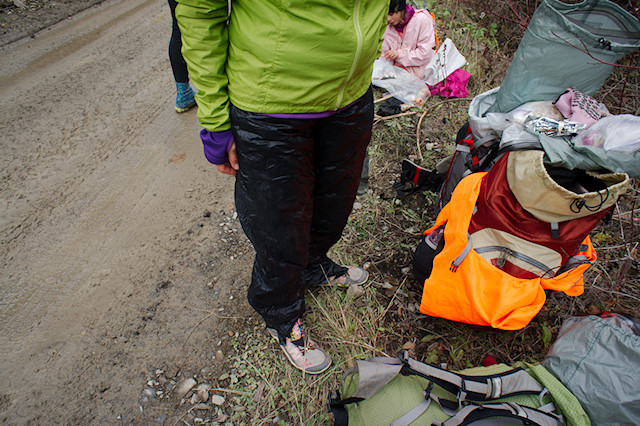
[1,0,259,423]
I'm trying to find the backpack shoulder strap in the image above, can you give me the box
[399,352,545,402]
[434,402,563,426]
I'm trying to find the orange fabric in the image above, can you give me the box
[430,11,439,49]
[420,173,594,330]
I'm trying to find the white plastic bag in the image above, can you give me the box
[371,59,429,107]
[573,114,640,152]
[423,38,467,86]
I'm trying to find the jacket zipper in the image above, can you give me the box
[336,0,363,108]
[475,246,553,276]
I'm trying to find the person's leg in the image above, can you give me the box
[168,0,196,112]
[231,107,315,339]
[231,107,331,374]
[168,0,189,83]
[300,87,374,286]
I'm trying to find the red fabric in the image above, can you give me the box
[428,68,470,98]
[483,355,498,367]
[469,153,609,267]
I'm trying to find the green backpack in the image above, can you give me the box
[329,352,590,426]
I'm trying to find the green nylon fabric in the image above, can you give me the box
[491,0,640,114]
[176,0,387,131]
[340,362,590,426]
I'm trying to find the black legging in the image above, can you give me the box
[168,0,189,83]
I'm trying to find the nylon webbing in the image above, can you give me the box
[390,398,431,426]
[438,402,562,426]
[473,135,497,149]
[450,237,472,272]
[401,353,544,401]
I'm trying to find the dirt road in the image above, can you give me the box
[0,0,255,423]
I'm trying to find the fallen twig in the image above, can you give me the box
[374,94,394,104]
[374,110,419,124]
[184,309,240,346]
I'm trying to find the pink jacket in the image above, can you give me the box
[381,10,437,79]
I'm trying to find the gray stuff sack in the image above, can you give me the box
[490,0,640,114]
[543,313,640,425]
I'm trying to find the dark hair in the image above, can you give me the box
[389,0,406,14]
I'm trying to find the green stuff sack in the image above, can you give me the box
[490,0,640,114]
[543,313,640,426]
[330,353,590,426]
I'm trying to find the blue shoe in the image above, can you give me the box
[175,82,196,113]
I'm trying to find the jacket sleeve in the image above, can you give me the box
[176,0,230,132]
[381,26,395,54]
[396,13,436,68]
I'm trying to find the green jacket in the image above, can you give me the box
[176,0,387,132]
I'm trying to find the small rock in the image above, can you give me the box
[166,366,180,378]
[153,415,168,425]
[142,388,155,398]
[194,403,211,410]
[215,350,224,363]
[374,281,395,290]
[346,284,365,299]
[353,202,363,210]
[216,414,228,422]
[401,267,411,275]
[253,382,266,402]
[195,383,212,403]
[210,394,225,406]
[13,0,26,8]
[175,378,197,398]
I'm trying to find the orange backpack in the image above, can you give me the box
[419,172,595,330]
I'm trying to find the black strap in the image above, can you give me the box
[439,402,561,426]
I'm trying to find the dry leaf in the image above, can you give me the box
[402,341,416,351]
[170,153,186,163]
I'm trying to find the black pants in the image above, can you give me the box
[231,87,373,339]
[168,0,189,83]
